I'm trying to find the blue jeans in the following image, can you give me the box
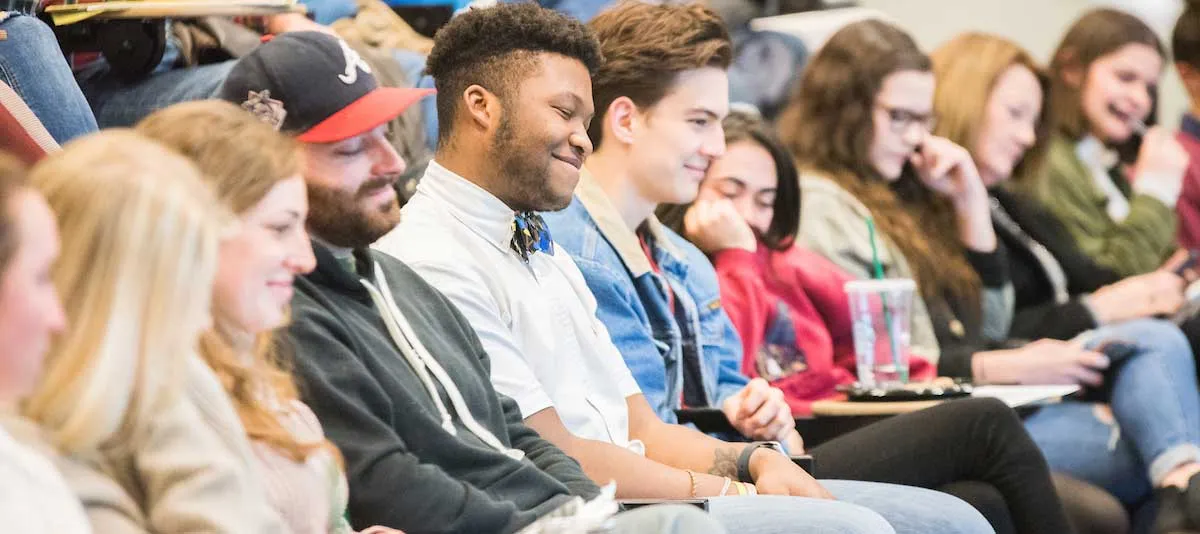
[0,13,97,143]
[1024,319,1200,505]
[706,480,993,534]
[73,32,236,128]
[611,504,725,534]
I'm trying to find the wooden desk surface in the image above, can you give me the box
[809,399,943,416]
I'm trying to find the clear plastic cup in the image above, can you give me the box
[844,279,916,389]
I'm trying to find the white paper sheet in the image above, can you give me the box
[970,385,1081,407]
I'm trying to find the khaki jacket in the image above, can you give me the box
[11,357,286,534]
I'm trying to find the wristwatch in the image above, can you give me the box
[736,441,785,483]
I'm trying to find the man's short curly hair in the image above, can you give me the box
[426,2,602,145]
[588,1,731,148]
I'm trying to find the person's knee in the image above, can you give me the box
[0,14,61,76]
[1119,319,1190,356]
[0,13,55,40]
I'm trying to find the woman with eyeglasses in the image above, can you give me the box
[778,18,1021,381]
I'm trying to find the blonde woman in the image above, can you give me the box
[137,100,402,534]
[19,130,287,533]
[0,153,90,533]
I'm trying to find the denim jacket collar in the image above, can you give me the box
[575,168,689,278]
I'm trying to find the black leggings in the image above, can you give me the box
[808,397,1072,534]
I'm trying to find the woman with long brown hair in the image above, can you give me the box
[137,101,401,534]
[780,18,1035,382]
[779,19,1013,366]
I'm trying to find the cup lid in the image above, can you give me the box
[844,278,917,292]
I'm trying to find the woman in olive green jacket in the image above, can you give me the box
[1021,8,1188,277]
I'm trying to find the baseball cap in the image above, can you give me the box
[218,31,434,143]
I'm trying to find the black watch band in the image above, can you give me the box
[736,442,782,483]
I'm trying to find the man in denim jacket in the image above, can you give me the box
[546,168,785,440]
[541,9,800,451]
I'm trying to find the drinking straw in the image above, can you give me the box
[866,217,907,383]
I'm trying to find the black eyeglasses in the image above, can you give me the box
[877,105,937,134]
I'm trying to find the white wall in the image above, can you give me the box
[855,0,1190,126]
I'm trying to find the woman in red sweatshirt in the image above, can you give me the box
[657,110,935,416]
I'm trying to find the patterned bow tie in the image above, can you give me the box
[510,212,554,262]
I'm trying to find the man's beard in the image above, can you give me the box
[306,177,401,249]
[491,113,573,213]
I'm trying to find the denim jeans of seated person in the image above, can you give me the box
[705,480,994,534]
[73,33,236,129]
[0,13,98,144]
[1024,318,1200,506]
[609,504,727,534]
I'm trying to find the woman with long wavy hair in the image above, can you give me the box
[137,100,401,534]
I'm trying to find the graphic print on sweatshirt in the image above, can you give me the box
[757,300,808,380]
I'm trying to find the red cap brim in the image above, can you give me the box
[297,87,435,143]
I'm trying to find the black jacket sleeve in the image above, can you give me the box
[1009,299,1099,341]
[964,246,1010,289]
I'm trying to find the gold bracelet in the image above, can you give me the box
[685,469,698,498]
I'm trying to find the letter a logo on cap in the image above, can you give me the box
[337,39,372,85]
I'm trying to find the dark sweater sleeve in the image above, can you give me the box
[935,340,977,379]
[498,393,600,499]
[964,246,1010,289]
[1009,298,1099,341]
[289,310,534,534]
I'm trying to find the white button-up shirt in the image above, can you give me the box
[374,161,643,451]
